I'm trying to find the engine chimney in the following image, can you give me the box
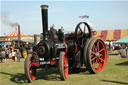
[40,5,49,40]
[18,25,21,47]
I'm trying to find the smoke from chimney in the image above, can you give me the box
[1,12,19,27]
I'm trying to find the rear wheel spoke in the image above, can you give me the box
[98,48,104,53]
[97,41,100,52]
[91,51,97,56]
[91,56,97,61]
[98,58,104,63]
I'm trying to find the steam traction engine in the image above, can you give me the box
[24,5,107,82]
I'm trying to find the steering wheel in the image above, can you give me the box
[75,22,92,49]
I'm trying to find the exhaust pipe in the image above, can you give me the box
[40,5,49,40]
[18,25,20,47]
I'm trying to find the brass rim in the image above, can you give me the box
[40,5,48,9]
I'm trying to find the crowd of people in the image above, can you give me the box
[0,45,21,63]
[106,43,128,58]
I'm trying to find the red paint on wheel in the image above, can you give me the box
[91,39,107,72]
[28,52,37,80]
[63,54,68,79]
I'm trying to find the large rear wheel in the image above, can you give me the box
[59,52,69,80]
[24,52,37,82]
[84,37,107,74]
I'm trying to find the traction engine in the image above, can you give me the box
[24,5,107,82]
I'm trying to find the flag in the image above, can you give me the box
[79,15,89,19]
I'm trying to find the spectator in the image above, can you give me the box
[12,50,16,62]
[9,48,12,58]
[5,48,9,59]
[0,50,2,63]
[1,49,6,63]
[125,44,128,57]
[119,45,127,58]
[16,49,21,62]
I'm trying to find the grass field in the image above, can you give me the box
[0,55,128,85]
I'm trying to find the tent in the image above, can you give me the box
[94,29,128,41]
[6,28,27,37]
[114,36,128,44]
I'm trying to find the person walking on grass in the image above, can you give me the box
[12,50,16,62]
[0,50,2,63]
[16,49,21,62]
[119,45,127,58]
[5,48,9,59]
[1,49,6,63]
[126,44,128,57]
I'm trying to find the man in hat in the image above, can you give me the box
[49,24,58,40]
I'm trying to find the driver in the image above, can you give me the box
[49,24,58,39]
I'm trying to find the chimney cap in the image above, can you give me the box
[40,5,48,9]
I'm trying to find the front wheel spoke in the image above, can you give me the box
[29,70,32,74]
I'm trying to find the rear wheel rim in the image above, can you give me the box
[91,39,107,72]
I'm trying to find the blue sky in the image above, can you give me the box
[1,0,128,36]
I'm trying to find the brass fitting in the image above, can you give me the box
[40,5,48,9]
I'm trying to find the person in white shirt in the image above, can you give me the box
[12,50,16,62]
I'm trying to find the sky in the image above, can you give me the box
[0,0,128,36]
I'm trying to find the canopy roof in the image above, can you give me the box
[6,28,27,37]
[114,36,128,44]
[94,29,128,41]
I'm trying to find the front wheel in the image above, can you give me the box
[24,52,37,82]
[59,52,69,80]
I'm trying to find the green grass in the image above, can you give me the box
[0,55,128,85]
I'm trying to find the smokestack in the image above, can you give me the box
[40,5,49,40]
[18,25,21,47]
